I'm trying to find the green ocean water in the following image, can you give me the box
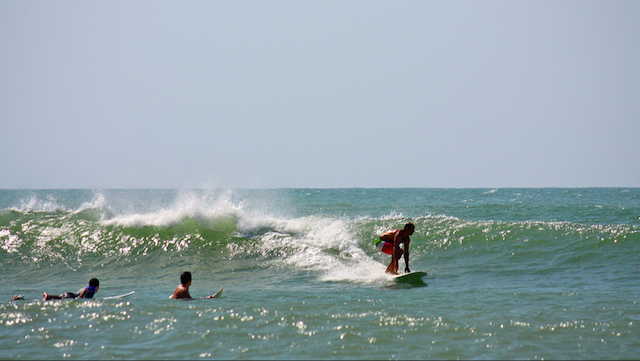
[1,188,639,359]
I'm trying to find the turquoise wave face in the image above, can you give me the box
[1,189,640,359]
[2,200,638,284]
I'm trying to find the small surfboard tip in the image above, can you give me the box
[211,286,223,299]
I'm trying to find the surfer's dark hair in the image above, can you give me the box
[89,278,99,287]
[404,222,415,231]
[180,272,192,285]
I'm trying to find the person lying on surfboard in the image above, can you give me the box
[376,222,414,275]
[40,278,100,300]
[171,271,218,300]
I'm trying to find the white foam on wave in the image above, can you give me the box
[99,190,243,228]
[240,215,388,284]
[76,193,108,213]
[14,195,64,213]
[91,189,390,283]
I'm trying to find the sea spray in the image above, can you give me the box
[1,188,639,359]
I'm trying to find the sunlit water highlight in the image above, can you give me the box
[1,188,639,359]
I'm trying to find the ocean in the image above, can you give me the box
[1,188,639,359]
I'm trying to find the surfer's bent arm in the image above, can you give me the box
[77,288,89,298]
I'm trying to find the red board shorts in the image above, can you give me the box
[375,238,394,255]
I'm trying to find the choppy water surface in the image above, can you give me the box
[1,188,639,359]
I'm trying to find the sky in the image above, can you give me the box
[1,1,639,188]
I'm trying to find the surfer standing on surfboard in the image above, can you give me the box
[376,223,414,275]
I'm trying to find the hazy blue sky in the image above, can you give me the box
[1,1,639,188]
